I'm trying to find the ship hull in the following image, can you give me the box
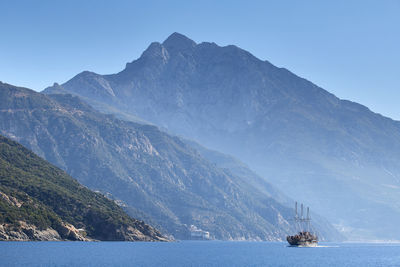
[287,241,318,247]
[287,232,318,247]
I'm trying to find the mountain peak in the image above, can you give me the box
[162,32,196,53]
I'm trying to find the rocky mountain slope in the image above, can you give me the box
[0,134,166,241]
[44,33,400,240]
[0,82,341,240]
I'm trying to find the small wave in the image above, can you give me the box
[286,245,340,248]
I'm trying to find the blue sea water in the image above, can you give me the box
[1,241,400,267]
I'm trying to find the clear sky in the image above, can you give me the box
[1,0,399,119]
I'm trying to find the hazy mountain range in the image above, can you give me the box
[0,82,341,240]
[44,32,400,240]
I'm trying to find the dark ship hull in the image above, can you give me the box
[287,231,318,247]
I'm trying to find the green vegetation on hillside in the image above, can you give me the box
[0,134,165,241]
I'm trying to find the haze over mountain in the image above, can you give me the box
[45,33,400,240]
[0,134,165,241]
[0,82,340,240]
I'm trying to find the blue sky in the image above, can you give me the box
[1,0,399,119]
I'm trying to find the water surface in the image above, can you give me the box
[1,241,400,266]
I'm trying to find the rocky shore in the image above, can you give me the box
[0,221,89,241]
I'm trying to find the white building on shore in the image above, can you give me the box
[189,225,210,240]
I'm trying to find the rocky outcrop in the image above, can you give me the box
[55,223,89,241]
[0,221,91,241]
[0,223,57,241]
[0,191,23,208]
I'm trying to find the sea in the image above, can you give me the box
[1,241,400,267]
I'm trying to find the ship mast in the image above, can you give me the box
[293,202,302,231]
[300,203,304,221]
[293,202,312,232]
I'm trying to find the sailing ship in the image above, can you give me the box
[286,202,318,247]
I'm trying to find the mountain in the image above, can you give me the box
[0,134,166,241]
[45,32,400,240]
[0,82,341,240]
